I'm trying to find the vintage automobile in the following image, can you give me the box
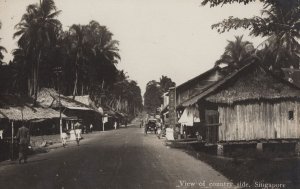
[146,118,157,134]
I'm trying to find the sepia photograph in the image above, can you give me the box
[0,0,299,188]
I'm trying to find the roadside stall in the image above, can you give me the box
[62,117,82,141]
[178,106,200,139]
[0,94,66,161]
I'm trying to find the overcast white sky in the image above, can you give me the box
[0,0,264,95]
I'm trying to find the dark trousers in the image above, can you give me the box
[19,143,28,162]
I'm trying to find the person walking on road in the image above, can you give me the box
[75,122,82,146]
[114,121,117,130]
[90,123,93,133]
[16,125,30,164]
[144,122,148,135]
[61,129,68,147]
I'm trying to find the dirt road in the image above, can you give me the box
[0,123,234,189]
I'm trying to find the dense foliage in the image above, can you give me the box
[144,76,175,113]
[215,35,254,70]
[0,22,7,65]
[0,0,143,117]
[202,0,300,69]
[159,75,176,93]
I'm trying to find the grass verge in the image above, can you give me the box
[178,144,300,189]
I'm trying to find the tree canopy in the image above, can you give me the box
[202,0,300,68]
[0,0,143,118]
[13,0,62,103]
[215,35,255,71]
[159,75,176,93]
[144,76,176,113]
[144,80,162,113]
[0,21,7,65]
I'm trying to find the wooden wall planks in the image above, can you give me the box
[218,101,300,141]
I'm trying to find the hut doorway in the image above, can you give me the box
[205,109,219,144]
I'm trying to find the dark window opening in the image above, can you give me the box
[289,111,294,120]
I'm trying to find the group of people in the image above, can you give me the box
[61,121,86,147]
[13,119,127,163]
[15,121,88,164]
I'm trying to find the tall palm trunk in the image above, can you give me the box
[72,70,78,99]
[34,50,41,105]
[27,77,32,96]
[72,53,79,99]
[28,63,34,96]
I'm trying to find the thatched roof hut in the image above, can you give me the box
[36,88,107,131]
[206,63,300,104]
[38,88,93,111]
[0,94,65,121]
[201,62,300,142]
[69,95,90,106]
[180,63,300,107]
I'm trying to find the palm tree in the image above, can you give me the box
[159,75,175,93]
[0,21,7,65]
[14,0,61,104]
[215,36,254,70]
[86,21,120,95]
[67,24,90,99]
[88,21,121,65]
[11,48,31,95]
[203,0,300,69]
[60,21,121,99]
[111,75,142,115]
[0,43,7,66]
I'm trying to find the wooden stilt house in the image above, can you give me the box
[179,61,300,146]
[184,62,300,144]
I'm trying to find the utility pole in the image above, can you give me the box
[11,121,14,160]
[54,67,62,137]
[102,114,108,132]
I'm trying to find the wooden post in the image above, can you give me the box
[11,121,14,160]
[59,118,62,137]
[168,87,176,140]
[102,115,108,132]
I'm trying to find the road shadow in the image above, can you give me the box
[19,158,48,165]
[0,158,48,168]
